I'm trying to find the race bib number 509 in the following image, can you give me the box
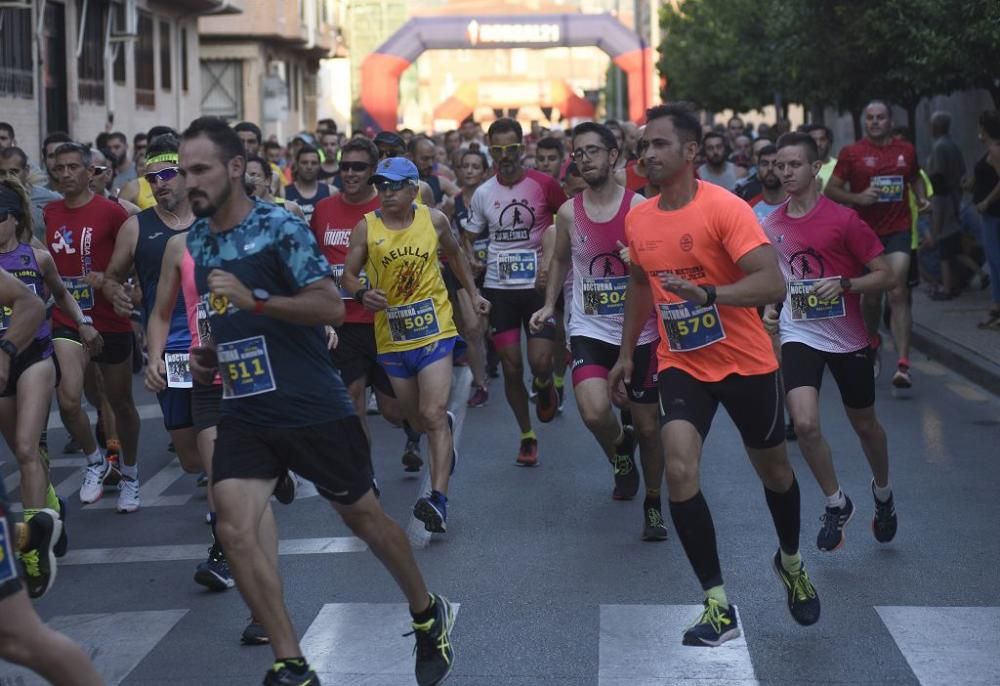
[387,298,440,343]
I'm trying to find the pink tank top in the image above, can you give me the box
[181,247,221,385]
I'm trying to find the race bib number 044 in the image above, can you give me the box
[497,250,537,284]
[660,302,726,352]
[582,276,628,316]
[63,277,94,311]
[387,298,440,343]
[217,335,276,399]
[789,279,846,320]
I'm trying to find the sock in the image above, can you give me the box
[274,658,307,675]
[532,376,552,389]
[410,594,436,624]
[825,488,847,509]
[120,462,138,480]
[897,357,909,370]
[86,448,104,466]
[873,481,892,502]
[668,491,723,591]
[553,374,564,389]
[764,477,801,556]
[23,508,39,523]
[403,421,421,444]
[209,512,219,544]
[705,585,729,609]
[780,549,803,574]
[45,483,59,511]
[520,429,536,441]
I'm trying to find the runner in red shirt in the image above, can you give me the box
[826,100,929,393]
[45,142,142,513]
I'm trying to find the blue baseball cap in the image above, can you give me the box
[368,157,419,185]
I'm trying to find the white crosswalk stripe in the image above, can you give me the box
[59,536,367,565]
[876,606,1000,686]
[599,604,759,685]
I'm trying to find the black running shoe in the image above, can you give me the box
[642,506,669,542]
[241,617,270,645]
[816,495,854,552]
[772,551,821,626]
[414,495,447,533]
[402,440,423,472]
[194,543,235,591]
[534,378,558,423]
[273,470,296,505]
[261,662,318,685]
[407,594,456,686]
[20,509,61,599]
[871,481,898,543]
[682,599,740,647]
[785,420,797,441]
[54,496,68,558]
[611,426,639,500]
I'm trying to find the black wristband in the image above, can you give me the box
[0,339,17,360]
[700,285,717,307]
[353,288,369,304]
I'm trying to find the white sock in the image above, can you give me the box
[120,463,138,480]
[825,488,847,509]
[873,481,892,503]
[86,449,104,466]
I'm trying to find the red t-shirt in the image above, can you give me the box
[832,137,918,236]
[624,160,646,192]
[310,192,381,324]
[44,194,131,333]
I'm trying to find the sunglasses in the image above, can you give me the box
[92,165,109,175]
[144,167,181,185]
[374,179,412,193]
[489,144,523,158]
[339,161,371,173]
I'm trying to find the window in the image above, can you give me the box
[201,59,242,119]
[135,12,155,108]
[285,60,292,109]
[180,27,189,92]
[292,64,300,111]
[159,21,171,91]
[77,0,106,103]
[112,2,126,84]
[0,7,34,98]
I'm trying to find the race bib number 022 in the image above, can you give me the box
[789,279,846,320]
[660,302,726,352]
[387,298,440,343]
[217,335,276,399]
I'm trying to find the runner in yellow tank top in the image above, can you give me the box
[343,157,489,535]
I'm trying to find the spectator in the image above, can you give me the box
[972,110,1000,328]
[924,111,966,299]
[107,131,136,193]
[0,146,61,240]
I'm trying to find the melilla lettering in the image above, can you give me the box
[381,246,430,268]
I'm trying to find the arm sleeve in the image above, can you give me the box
[277,215,333,290]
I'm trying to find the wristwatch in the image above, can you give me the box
[77,315,94,327]
[252,288,270,315]
[0,339,18,360]
[699,284,718,307]
[839,277,852,293]
[353,288,370,304]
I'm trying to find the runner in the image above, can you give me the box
[825,100,929,392]
[529,122,667,541]
[0,268,103,686]
[342,156,489,533]
[611,104,820,646]
[762,132,898,552]
[535,137,566,180]
[44,143,143,513]
[465,118,567,466]
[317,129,342,188]
[748,145,787,222]
[245,156,306,220]
[698,132,746,192]
[283,145,334,225]
[179,116,454,686]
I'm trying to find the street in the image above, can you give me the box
[2,356,999,686]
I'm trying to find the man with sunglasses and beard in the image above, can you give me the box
[464,118,567,467]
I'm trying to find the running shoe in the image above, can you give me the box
[516,437,538,467]
[534,378,558,423]
[785,420,797,441]
[366,392,380,415]
[407,594,456,686]
[54,497,68,558]
[682,599,740,647]
[612,426,639,500]
[868,334,882,380]
[116,476,140,513]
[273,470,296,505]
[772,551,821,626]
[196,471,209,487]
[104,447,122,488]
[817,495,854,552]
[642,506,669,542]
[241,617,270,645]
[80,458,112,504]
[261,661,318,685]
[871,480,898,543]
[414,493,447,533]
[194,543,235,591]
[20,509,61,599]
[402,439,423,472]
[467,385,489,408]
[891,362,912,393]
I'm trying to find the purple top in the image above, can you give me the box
[0,242,52,346]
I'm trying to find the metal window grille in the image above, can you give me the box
[159,20,171,91]
[200,59,242,120]
[0,7,34,98]
[77,0,106,103]
[135,11,155,108]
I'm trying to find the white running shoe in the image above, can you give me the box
[116,477,140,513]
[80,460,111,504]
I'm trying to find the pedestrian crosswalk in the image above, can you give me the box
[59,536,367,565]
[1,603,995,684]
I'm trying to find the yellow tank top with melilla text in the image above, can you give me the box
[366,204,457,353]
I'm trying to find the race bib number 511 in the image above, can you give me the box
[660,302,726,352]
[217,336,276,399]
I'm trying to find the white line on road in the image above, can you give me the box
[0,609,187,686]
[45,402,163,431]
[300,602,460,684]
[59,536,367,565]
[876,606,1000,686]
[599,604,759,686]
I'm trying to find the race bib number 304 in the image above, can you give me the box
[582,276,628,316]
[387,298,440,343]
[660,302,726,352]
[871,175,904,203]
[217,335,276,399]
[789,279,846,320]
[63,277,94,311]
[497,250,537,284]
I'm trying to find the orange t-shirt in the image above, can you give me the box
[625,180,778,382]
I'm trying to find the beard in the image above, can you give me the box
[583,168,610,189]
[762,174,782,190]
[189,179,231,219]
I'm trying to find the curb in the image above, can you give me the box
[911,322,1000,397]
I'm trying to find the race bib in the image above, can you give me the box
[473,238,490,263]
[387,298,440,343]
[195,301,213,345]
[660,302,726,352]
[165,352,193,389]
[63,277,94,311]
[582,276,628,316]
[871,175,904,203]
[330,264,368,299]
[0,517,16,585]
[789,279,846,320]
[217,335,276,399]
[497,250,537,284]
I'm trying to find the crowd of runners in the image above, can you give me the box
[1,100,999,685]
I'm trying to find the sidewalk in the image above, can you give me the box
[909,285,1000,396]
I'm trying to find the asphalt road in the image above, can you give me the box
[1,353,999,685]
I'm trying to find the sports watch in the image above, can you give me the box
[839,277,852,293]
[252,288,270,315]
[699,285,718,307]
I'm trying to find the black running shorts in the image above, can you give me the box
[191,381,222,434]
[212,414,374,505]
[52,326,134,365]
[329,323,394,397]
[485,287,555,347]
[781,341,875,409]
[657,367,785,449]
[1,338,59,398]
[569,335,658,404]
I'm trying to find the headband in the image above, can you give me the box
[146,153,179,165]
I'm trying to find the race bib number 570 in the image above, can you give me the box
[217,336,276,399]
[660,302,726,352]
